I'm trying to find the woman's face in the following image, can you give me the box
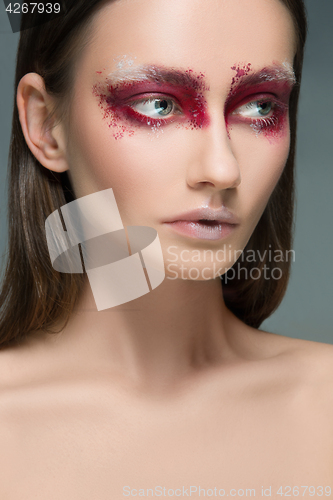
[64,0,296,280]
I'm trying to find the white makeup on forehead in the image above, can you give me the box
[283,61,297,84]
[106,64,187,88]
[107,65,158,84]
[113,54,137,70]
[261,61,296,85]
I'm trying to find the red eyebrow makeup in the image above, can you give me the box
[226,62,296,106]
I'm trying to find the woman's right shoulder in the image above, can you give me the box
[0,342,36,417]
[0,343,27,389]
[0,344,33,469]
[0,328,60,387]
[0,334,55,416]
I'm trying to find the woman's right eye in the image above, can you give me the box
[129,97,182,120]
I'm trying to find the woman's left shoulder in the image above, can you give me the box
[291,336,333,376]
[285,336,333,409]
[255,328,333,405]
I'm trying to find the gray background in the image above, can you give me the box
[0,1,332,343]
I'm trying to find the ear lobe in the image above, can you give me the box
[17,72,69,173]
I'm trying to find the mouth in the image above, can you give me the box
[196,219,224,225]
[164,219,237,240]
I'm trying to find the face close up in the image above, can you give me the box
[62,0,297,281]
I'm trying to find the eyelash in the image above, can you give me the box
[228,98,288,132]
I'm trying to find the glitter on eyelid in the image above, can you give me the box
[92,65,210,138]
[225,61,295,141]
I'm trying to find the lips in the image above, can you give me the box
[163,206,240,225]
[195,219,224,225]
[163,207,239,241]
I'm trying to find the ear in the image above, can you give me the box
[16,73,69,173]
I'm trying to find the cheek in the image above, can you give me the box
[231,125,290,223]
[97,132,194,221]
[67,98,190,215]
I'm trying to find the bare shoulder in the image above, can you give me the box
[273,330,333,372]
[0,341,36,467]
[0,336,42,390]
[0,340,40,422]
[0,342,27,389]
[254,327,333,407]
[0,333,64,421]
[293,336,333,401]
[0,328,66,385]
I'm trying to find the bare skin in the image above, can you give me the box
[0,313,333,499]
[1,0,333,498]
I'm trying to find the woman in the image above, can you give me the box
[0,0,332,497]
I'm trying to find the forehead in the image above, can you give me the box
[83,0,296,86]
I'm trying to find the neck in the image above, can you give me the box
[41,277,248,392]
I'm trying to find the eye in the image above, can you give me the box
[232,100,274,119]
[129,97,181,119]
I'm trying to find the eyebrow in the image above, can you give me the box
[240,65,296,85]
[105,63,296,94]
[106,65,208,92]
[227,64,297,97]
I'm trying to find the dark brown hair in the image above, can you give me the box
[0,0,308,347]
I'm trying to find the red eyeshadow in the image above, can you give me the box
[92,66,210,138]
[225,63,293,141]
[230,63,252,90]
[92,82,135,139]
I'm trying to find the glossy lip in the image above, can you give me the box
[163,207,240,224]
[163,207,239,241]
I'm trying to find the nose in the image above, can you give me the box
[186,113,241,191]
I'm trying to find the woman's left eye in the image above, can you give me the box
[232,100,274,119]
[129,97,180,119]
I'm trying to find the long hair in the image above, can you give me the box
[0,0,308,347]
[222,0,308,327]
